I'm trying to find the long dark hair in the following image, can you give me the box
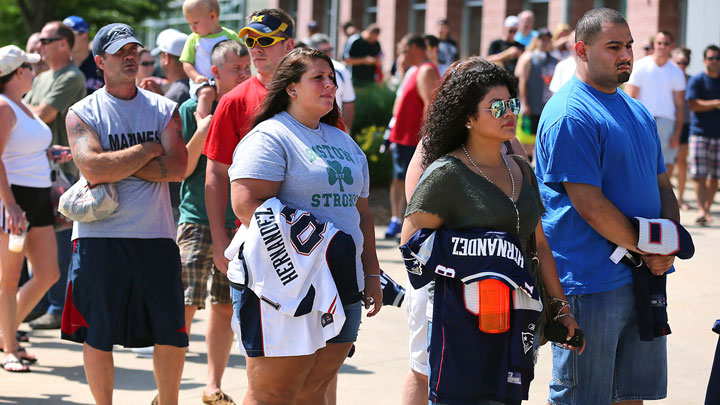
[420,57,518,168]
[252,47,340,128]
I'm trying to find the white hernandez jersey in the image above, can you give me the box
[225,197,360,356]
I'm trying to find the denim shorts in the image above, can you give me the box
[391,143,416,180]
[327,300,362,344]
[548,283,667,404]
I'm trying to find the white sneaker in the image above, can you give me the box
[132,346,154,358]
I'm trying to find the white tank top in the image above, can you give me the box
[0,94,52,188]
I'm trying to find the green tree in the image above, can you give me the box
[0,0,168,46]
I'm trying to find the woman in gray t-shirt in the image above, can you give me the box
[227,48,382,403]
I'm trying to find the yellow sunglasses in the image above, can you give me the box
[244,35,286,49]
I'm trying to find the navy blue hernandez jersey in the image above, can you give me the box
[400,228,543,404]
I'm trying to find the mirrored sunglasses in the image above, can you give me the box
[244,35,286,49]
[479,98,521,119]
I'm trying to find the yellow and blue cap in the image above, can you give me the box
[238,14,293,38]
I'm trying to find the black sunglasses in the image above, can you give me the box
[140,61,155,67]
[39,37,63,45]
[707,56,720,61]
[643,46,652,51]
[676,61,689,66]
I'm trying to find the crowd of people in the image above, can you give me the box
[0,1,718,404]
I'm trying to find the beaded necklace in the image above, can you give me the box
[462,144,520,234]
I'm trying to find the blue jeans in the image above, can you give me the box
[45,229,72,315]
[549,283,667,404]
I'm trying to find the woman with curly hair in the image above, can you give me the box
[400,57,584,404]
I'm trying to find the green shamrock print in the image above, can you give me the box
[326,160,354,192]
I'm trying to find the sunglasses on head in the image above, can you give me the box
[479,98,521,119]
[140,61,155,67]
[39,37,63,45]
[244,35,286,49]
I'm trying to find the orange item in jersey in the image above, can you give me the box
[478,279,511,333]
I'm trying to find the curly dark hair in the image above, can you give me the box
[252,47,340,128]
[420,57,518,168]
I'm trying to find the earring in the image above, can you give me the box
[466,124,472,129]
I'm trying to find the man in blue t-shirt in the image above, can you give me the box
[686,44,720,226]
[534,8,679,405]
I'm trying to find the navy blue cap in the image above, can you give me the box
[63,16,89,33]
[92,23,143,57]
[238,13,293,38]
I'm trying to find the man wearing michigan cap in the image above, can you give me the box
[203,9,294,278]
[62,23,188,405]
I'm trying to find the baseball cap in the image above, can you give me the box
[92,23,143,57]
[504,16,519,29]
[63,15,89,33]
[538,27,552,37]
[238,13,293,38]
[151,28,188,57]
[0,45,41,77]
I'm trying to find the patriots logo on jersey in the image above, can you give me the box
[404,256,423,275]
[522,331,534,354]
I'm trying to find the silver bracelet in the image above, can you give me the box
[553,312,575,322]
[364,274,380,278]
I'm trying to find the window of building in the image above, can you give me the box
[364,0,378,27]
[594,0,626,15]
[409,0,426,35]
[462,0,483,58]
[526,0,548,29]
[324,0,339,51]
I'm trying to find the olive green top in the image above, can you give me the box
[406,154,544,246]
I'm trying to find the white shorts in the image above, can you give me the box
[406,282,430,375]
[655,116,678,164]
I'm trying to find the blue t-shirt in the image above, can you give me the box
[687,72,720,138]
[514,30,538,47]
[534,76,666,295]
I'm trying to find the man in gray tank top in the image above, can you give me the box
[515,28,558,161]
[63,23,188,405]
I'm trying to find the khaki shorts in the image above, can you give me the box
[177,222,234,308]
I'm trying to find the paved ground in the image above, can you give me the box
[1,188,718,404]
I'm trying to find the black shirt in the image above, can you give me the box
[488,39,525,74]
[348,37,381,85]
[79,54,104,95]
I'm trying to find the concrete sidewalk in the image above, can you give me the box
[2,204,718,404]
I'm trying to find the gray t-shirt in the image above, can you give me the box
[69,87,177,239]
[228,111,370,289]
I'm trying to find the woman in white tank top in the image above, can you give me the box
[0,45,72,372]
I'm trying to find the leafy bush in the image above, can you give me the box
[350,83,395,137]
[349,83,395,189]
[355,125,392,188]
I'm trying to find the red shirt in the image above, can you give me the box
[203,75,268,165]
[389,62,439,147]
